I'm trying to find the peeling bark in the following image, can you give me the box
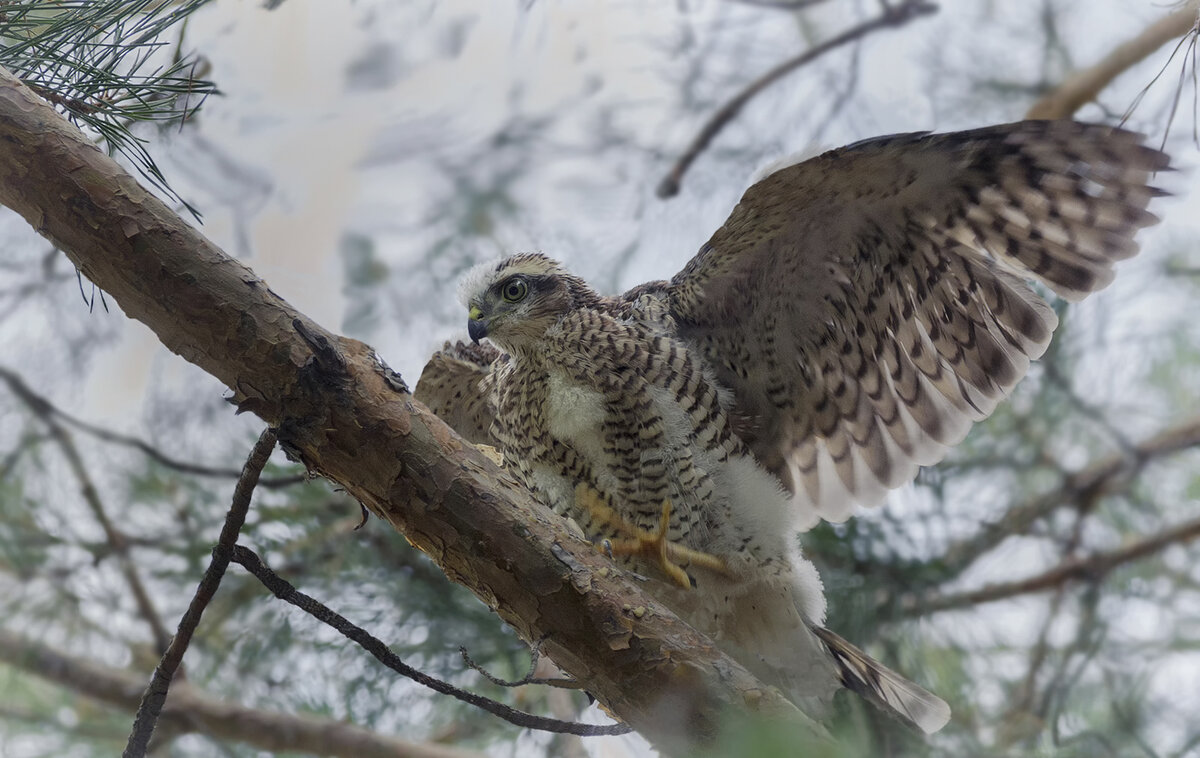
[0,67,825,754]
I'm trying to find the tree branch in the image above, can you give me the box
[656,0,937,198]
[6,368,175,655]
[1026,0,1200,119]
[123,427,277,758]
[0,366,305,488]
[0,66,825,753]
[0,630,485,758]
[938,417,1200,576]
[900,513,1200,614]
[231,545,628,737]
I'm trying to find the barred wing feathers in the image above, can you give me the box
[415,340,502,446]
[667,121,1168,528]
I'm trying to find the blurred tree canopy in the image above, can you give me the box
[1,1,1199,757]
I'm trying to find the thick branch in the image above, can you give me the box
[1026,0,1200,119]
[0,67,821,752]
[902,514,1200,614]
[0,630,483,758]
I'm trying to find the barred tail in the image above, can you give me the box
[813,626,951,734]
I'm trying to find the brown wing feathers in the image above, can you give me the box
[670,121,1168,525]
[414,340,501,445]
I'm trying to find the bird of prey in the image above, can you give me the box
[415,121,1168,733]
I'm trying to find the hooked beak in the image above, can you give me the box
[467,305,488,344]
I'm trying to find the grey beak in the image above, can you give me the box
[467,319,488,344]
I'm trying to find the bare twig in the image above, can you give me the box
[938,417,1200,576]
[459,641,584,690]
[231,545,629,737]
[1007,502,1094,723]
[0,367,305,488]
[1026,0,1200,119]
[656,0,938,197]
[901,513,1200,614]
[0,629,484,758]
[123,427,277,758]
[13,376,175,655]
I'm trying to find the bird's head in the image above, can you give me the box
[457,253,599,354]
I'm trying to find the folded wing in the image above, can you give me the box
[415,340,502,445]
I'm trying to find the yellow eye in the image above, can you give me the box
[501,278,528,303]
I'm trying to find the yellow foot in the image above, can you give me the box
[474,443,504,466]
[574,483,727,589]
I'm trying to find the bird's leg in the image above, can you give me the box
[574,484,727,589]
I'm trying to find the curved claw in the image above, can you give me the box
[575,484,727,589]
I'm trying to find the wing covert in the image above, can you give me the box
[415,340,502,445]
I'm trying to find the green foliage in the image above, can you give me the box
[0,0,217,214]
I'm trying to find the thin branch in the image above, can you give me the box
[230,545,630,737]
[0,366,305,488]
[656,0,937,198]
[938,417,1200,576]
[1026,0,1200,119]
[902,513,1200,614]
[25,387,175,655]
[459,640,584,690]
[0,630,485,758]
[123,427,277,758]
[1007,503,1092,722]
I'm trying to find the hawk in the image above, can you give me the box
[415,121,1168,734]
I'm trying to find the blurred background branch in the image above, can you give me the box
[1027,0,1200,119]
[657,0,937,197]
[0,629,484,758]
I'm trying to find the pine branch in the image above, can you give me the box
[0,1,218,213]
[0,66,829,754]
[937,417,1200,577]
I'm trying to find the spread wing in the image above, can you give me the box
[666,120,1168,528]
[415,340,503,445]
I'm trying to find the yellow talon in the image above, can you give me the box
[474,443,504,466]
[574,483,727,589]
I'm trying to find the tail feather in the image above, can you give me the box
[813,626,951,734]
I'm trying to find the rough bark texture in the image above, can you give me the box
[0,67,822,753]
